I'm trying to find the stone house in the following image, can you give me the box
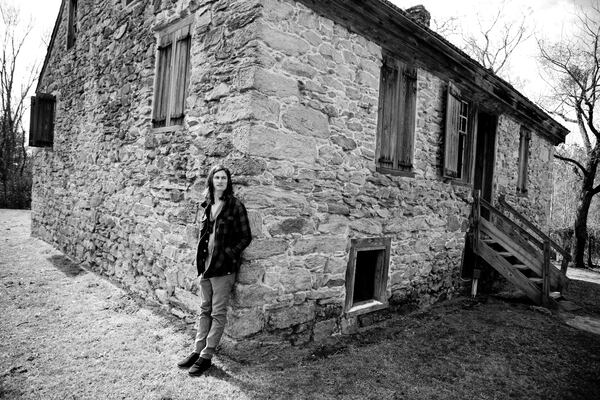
[30,0,568,343]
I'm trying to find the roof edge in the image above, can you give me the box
[295,0,569,145]
[35,0,64,94]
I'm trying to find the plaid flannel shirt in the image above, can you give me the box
[196,196,252,278]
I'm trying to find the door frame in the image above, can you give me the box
[473,111,498,207]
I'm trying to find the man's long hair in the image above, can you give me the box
[203,164,234,204]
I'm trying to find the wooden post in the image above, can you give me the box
[471,269,481,297]
[472,190,481,253]
[560,253,570,275]
[471,190,481,295]
[542,239,551,307]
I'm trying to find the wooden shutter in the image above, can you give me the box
[170,25,191,122]
[152,41,172,127]
[29,94,56,147]
[376,55,416,172]
[67,0,77,49]
[377,57,398,169]
[444,82,461,178]
[517,127,531,192]
[152,21,191,128]
[398,66,417,169]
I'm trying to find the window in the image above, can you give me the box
[152,19,192,128]
[375,54,417,176]
[517,126,531,194]
[67,0,77,49]
[29,94,56,148]
[345,238,391,315]
[443,82,475,182]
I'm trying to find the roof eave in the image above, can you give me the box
[35,0,64,94]
[295,0,569,144]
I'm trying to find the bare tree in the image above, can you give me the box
[0,1,38,208]
[538,1,600,269]
[461,1,533,80]
[431,16,459,39]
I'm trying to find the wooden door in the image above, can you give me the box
[473,112,498,215]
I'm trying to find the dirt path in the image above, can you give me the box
[0,209,250,400]
[2,209,600,400]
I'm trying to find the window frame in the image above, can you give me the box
[443,82,476,184]
[152,17,193,129]
[517,126,531,194]
[344,237,391,316]
[375,53,418,177]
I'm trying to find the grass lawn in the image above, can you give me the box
[2,209,599,399]
[224,284,600,400]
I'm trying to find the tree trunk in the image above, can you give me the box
[588,234,594,269]
[572,154,599,269]
[573,193,592,269]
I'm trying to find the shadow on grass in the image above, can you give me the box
[47,255,87,277]
[209,296,600,400]
[564,277,600,316]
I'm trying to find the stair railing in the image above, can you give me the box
[498,195,571,274]
[472,191,555,305]
[473,192,544,255]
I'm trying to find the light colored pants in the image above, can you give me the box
[194,274,236,359]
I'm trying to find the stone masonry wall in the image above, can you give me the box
[32,0,269,331]
[494,115,555,231]
[231,0,474,341]
[32,0,558,345]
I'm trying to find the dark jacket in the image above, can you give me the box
[196,196,252,278]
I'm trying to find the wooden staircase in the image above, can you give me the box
[467,192,570,307]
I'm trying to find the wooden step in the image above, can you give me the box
[528,277,543,285]
[497,251,515,257]
[477,240,542,305]
[512,264,529,271]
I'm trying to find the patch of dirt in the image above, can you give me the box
[2,209,600,400]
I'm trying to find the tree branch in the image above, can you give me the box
[554,154,589,177]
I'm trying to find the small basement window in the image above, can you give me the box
[345,237,391,315]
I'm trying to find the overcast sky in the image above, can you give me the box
[12,0,593,143]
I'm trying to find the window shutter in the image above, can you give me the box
[29,94,56,147]
[67,0,77,49]
[170,29,191,121]
[517,127,531,192]
[376,56,417,173]
[443,82,461,178]
[398,66,417,169]
[152,42,172,127]
[152,22,191,128]
[377,58,398,169]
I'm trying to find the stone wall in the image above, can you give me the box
[33,0,267,321]
[494,115,555,230]
[32,0,557,344]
